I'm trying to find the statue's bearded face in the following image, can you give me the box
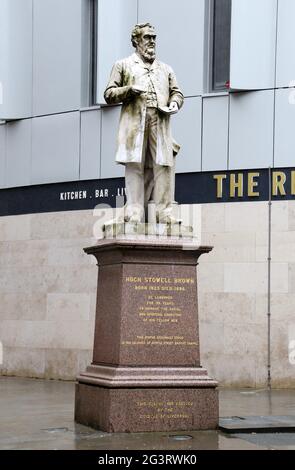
[136,27,156,62]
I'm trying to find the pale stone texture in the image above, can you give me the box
[201,232,256,263]
[270,321,295,388]
[255,294,270,325]
[201,353,258,388]
[198,292,255,325]
[52,320,94,350]
[272,201,289,232]
[0,210,96,381]
[255,231,269,262]
[223,323,267,357]
[45,349,79,380]
[0,293,47,321]
[30,210,96,240]
[267,232,295,262]
[0,202,295,387]
[288,264,295,293]
[288,203,295,231]
[47,293,91,322]
[224,201,268,232]
[224,263,264,293]
[47,239,96,266]
[271,293,295,321]
[0,320,56,348]
[198,200,295,388]
[0,215,31,241]
[0,265,97,294]
[197,262,224,293]
[199,322,224,355]
[77,350,92,375]
[0,347,45,378]
[0,240,48,268]
[224,262,288,294]
[201,203,226,233]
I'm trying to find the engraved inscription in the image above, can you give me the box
[121,335,198,347]
[121,267,200,365]
[136,400,193,420]
[121,276,198,348]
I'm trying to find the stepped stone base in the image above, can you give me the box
[75,237,218,432]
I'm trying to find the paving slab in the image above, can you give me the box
[1,377,295,450]
[220,415,295,434]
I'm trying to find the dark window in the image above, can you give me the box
[212,0,232,91]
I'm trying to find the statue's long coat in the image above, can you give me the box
[104,53,184,167]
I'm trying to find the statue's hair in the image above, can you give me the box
[131,23,155,47]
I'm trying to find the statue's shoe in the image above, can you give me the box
[157,215,182,225]
[124,215,142,223]
[103,217,124,228]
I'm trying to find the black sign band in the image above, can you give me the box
[0,168,294,217]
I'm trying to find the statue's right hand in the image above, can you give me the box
[130,85,146,96]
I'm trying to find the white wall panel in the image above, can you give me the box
[202,95,229,171]
[100,106,124,179]
[96,0,137,104]
[5,120,32,188]
[229,91,274,170]
[174,97,202,174]
[0,0,33,119]
[33,0,82,116]
[138,0,205,96]
[230,0,277,90]
[276,0,295,88]
[0,125,6,188]
[274,88,295,167]
[80,109,101,180]
[31,112,80,184]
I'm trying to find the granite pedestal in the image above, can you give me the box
[75,234,218,432]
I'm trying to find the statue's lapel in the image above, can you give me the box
[150,60,160,71]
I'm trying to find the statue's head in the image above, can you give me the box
[131,23,157,63]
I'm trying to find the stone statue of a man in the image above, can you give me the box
[104,23,184,224]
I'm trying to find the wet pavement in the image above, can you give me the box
[1,377,295,450]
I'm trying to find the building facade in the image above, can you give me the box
[0,0,295,387]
